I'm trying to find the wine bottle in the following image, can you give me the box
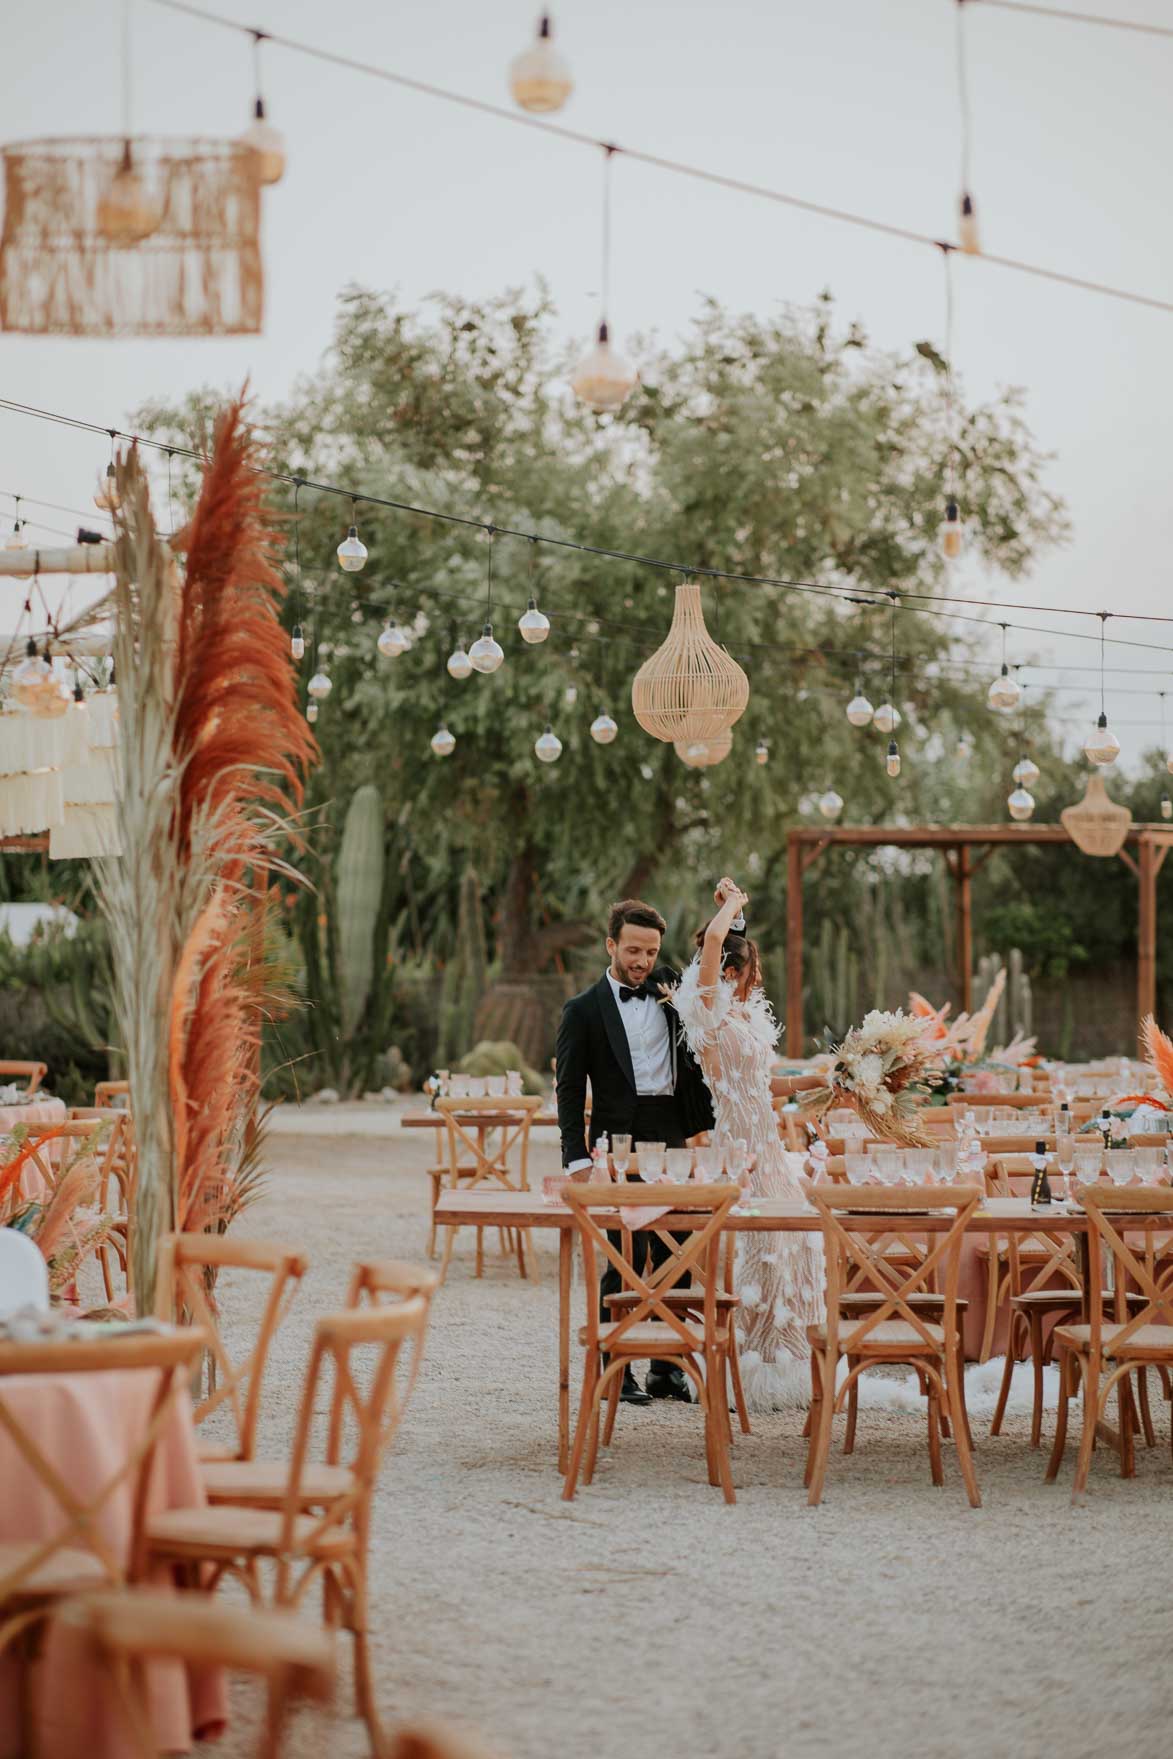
[1030,1140,1053,1206]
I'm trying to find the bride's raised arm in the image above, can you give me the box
[696,878,749,1005]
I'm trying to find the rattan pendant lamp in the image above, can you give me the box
[632,576,749,744]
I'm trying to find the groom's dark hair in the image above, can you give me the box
[607,898,667,940]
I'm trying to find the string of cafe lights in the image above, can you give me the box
[967,0,1173,40]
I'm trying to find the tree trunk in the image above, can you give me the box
[498,821,537,981]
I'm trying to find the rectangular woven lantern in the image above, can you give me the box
[0,137,263,336]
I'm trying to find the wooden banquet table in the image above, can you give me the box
[433,1190,1147,1473]
[0,1349,228,1759]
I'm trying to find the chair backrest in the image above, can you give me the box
[0,1227,50,1316]
[346,1258,441,1310]
[0,1060,47,1095]
[988,1156,1081,1294]
[0,1327,205,1603]
[810,1185,981,1359]
[564,1182,739,1356]
[59,1590,334,1759]
[155,1233,309,1461]
[8,1117,103,1199]
[280,1298,431,1567]
[434,1094,543,1190]
[94,1079,130,1110]
[1077,1185,1173,1356]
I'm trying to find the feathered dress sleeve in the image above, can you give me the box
[672,953,735,1055]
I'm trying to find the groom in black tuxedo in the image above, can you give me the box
[555,898,714,1404]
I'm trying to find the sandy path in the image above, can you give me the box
[203,1122,1173,1759]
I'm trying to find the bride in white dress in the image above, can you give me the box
[672,878,823,1411]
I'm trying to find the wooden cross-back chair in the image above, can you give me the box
[13,1117,103,1193]
[57,1590,335,1759]
[67,1108,135,1302]
[805,1185,983,1508]
[154,1233,309,1465]
[563,1181,741,1504]
[434,1095,543,1283]
[0,1060,47,1095]
[146,1296,431,1756]
[1047,1186,1173,1502]
[0,1327,206,1747]
[983,1155,1084,1444]
[94,1079,130,1110]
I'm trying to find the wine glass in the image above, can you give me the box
[635,1141,665,1182]
[611,1134,632,1178]
[1055,1133,1076,1202]
[1072,1145,1102,1198]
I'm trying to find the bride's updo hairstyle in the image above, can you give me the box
[694,923,761,992]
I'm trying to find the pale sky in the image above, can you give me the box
[3,0,1171,764]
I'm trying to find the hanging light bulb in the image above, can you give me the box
[572,322,638,415]
[987,665,1021,713]
[1162,796,1172,821]
[307,670,332,701]
[535,724,563,764]
[5,500,27,550]
[239,29,286,182]
[337,516,368,573]
[872,702,901,735]
[447,641,473,680]
[955,732,973,761]
[469,623,504,674]
[590,711,618,745]
[818,788,844,821]
[377,620,409,659]
[1013,755,1040,789]
[13,640,66,716]
[941,497,964,560]
[1166,752,1173,777]
[886,740,901,779]
[95,461,120,513]
[1084,712,1120,767]
[518,598,551,644]
[306,702,319,724]
[959,192,980,255]
[755,739,769,766]
[97,142,163,243]
[430,724,456,758]
[71,675,87,715]
[846,689,873,728]
[508,11,573,113]
[290,624,305,661]
[1007,786,1035,822]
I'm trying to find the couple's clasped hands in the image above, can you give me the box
[713,876,748,916]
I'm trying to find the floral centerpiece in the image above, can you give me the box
[800,1009,946,1146]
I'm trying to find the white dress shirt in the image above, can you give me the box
[605,969,674,1097]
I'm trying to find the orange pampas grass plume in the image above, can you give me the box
[1142,1014,1173,1096]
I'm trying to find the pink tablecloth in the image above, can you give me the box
[0,1097,69,1200]
[0,1365,228,1758]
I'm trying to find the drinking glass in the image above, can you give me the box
[874,1148,900,1185]
[1105,1149,1135,1188]
[485,1075,506,1097]
[1072,1146,1102,1194]
[907,1149,935,1185]
[1055,1134,1076,1201]
[450,1073,470,1098]
[466,1076,486,1098]
[505,1070,523,1096]
[1135,1146,1163,1185]
[723,1138,749,1182]
[845,1153,871,1188]
[639,1146,666,1182]
[665,1147,693,1182]
[694,1144,722,1182]
[611,1134,632,1177]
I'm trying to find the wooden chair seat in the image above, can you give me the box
[0,1543,107,1599]
[200,1460,354,1507]
[838,1292,969,1315]
[1009,1289,1087,1312]
[147,1505,356,1562]
[975,1239,1068,1261]
[605,1291,739,1314]
[195,1440,238,1463]
[1053,1321,1173,1361]
[579,1319,731,1354]
[807,1318,945,1355]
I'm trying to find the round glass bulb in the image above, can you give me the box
[518,599,550,644]
[845,692,873,728]
[755,740,769,766]
[468,624,504,674]
[941,498,964,561]
[241,101,286,184]
[818,788,844,821]
[337,526,368,572]
[307,670,332,701]
[955,734,973,762]
[5,521,27,551]
[95,464,120,512]
[1013,756,1040,789]
[959,192,980,256]
[377,621,409,659]
[1007,786,1035,822]
[535,724,562,764]
[987,667,1021,712]
[872,702,901,735]
[1084,713,1120,766]
[430,725,456,758]
[508,13,573,113]
[290,626,305,661]
[1162,796,1172,822]
[447,643,473,680]
[571,322,638,414]
[306,702,319,724]
[886,741,901,779]
[564,685,577,707]
[590,712,618,745]
[96,148,163,243]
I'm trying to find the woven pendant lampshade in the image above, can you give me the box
[632,580,749,744]
[675,728,732,769]
[0,138,263,336]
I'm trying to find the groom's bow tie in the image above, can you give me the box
[618,981,654,1003]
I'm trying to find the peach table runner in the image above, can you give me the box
[0,1363,227,1758]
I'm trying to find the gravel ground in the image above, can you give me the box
[203,1120,1173,1759]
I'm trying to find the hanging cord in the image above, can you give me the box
[956,0,974,197]
[941,244,958,498]
[969,0,1173,41]
[485,526,495,621]
[600,144,615,325]
[122,0,134,142]
[1160,690,1168,751]
[1098,610,1109,715]
[165,448,175,536]
[889,590,899,703]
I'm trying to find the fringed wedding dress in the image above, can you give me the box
[673,957,824,1411]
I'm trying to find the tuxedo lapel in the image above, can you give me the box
[595,974,636,1092]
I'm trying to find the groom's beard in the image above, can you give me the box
[611,955,656,987]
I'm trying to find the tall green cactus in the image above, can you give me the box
[336,784,385,1040]
[437,865,488,1067]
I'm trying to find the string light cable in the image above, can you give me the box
[967,0,1173,41]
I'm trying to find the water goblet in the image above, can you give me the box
[611,1134,632,1177]
[845,1153,871,1189]
[665,1147,693,1183]
[873,1148,899,1185]
[1135,1146,1163,1186]
[634,1140,664,1180]
[724,1138,750,1182]
[1105,1149,1135,1188]
[1056,1134,1076,1202]
[934,1146,958,1185]
[694,1144,721,1183]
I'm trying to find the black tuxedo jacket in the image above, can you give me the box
[554,965,715,1167]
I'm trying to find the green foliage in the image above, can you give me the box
[437,866,489,1068]
[335,784,385,1038]
[981,902,1088,980]
[0,916,117,1104]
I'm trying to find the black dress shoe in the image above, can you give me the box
[645,1366,691,1403]
[620,1371,651,1406]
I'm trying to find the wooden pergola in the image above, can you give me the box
[785,823,1173,1057]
